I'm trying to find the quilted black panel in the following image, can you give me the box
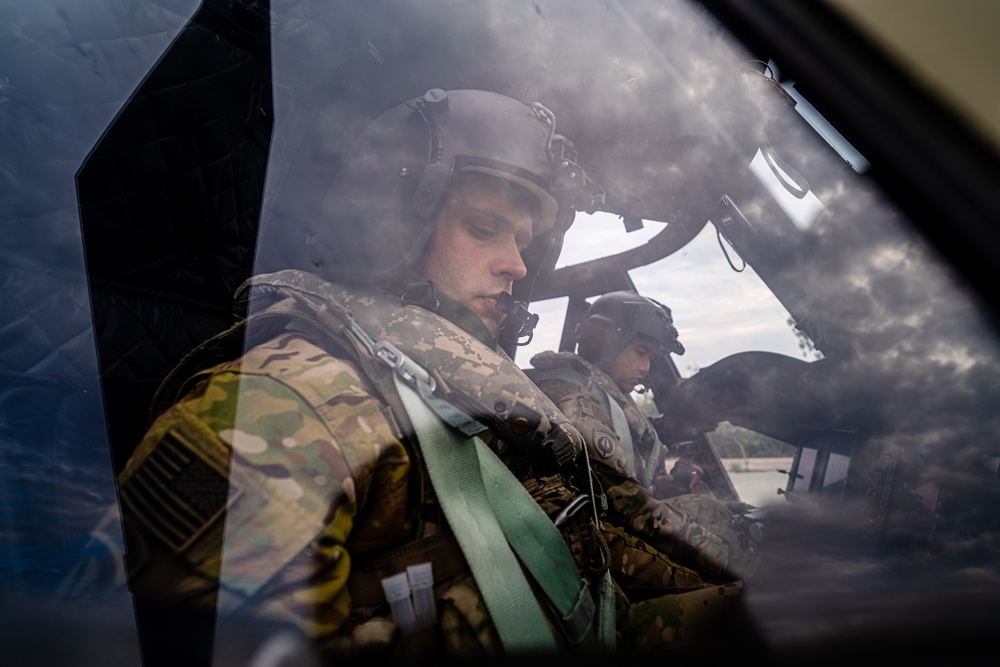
[89,280,237,472]
[78,0,272,306]
[76,0,273,472]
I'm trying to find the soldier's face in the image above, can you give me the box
[606,334,660,392]
[415,174,533,336]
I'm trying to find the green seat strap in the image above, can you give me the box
[349,324,613,650]
[476,445,598,646]
[390,371,559,652]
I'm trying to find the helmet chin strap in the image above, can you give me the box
[496,292,539,346]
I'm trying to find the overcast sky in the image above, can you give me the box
[517,206,805,375]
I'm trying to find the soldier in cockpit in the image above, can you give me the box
[111,88,615,658]
[529,291,762,646]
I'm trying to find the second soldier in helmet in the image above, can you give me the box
[529,290,763,647]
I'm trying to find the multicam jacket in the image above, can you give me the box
[116,271,607,658]
[527,351,758,586]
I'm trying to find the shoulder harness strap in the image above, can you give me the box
[354,321,614,651]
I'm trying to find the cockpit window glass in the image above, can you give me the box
[522,214,806,375]
[4,0,1000,662]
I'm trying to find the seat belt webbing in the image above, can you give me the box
[477,443,598,646]
[349,322,612,650]
[391,371,559,652]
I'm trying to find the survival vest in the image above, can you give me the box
[527,351,666,491]
[149,270,616,653]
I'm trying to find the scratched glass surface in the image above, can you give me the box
[2,0,998,663]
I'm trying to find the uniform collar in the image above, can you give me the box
[397,271,499,351]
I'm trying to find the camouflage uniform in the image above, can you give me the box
[529,350,755,646]
[116,271,610,658]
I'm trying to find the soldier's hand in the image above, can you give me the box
[673,460,706,492]
[653,472,699,498]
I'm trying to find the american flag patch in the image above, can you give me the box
[121,427,238,554]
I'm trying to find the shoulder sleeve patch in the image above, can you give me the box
[558,391,626,469]
[120,425,239,555]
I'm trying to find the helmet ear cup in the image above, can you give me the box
[576,313,628,370]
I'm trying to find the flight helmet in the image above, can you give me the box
[576,290,685,371]
[296,89,604,302]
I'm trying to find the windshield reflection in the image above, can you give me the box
[1,0,999,662]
